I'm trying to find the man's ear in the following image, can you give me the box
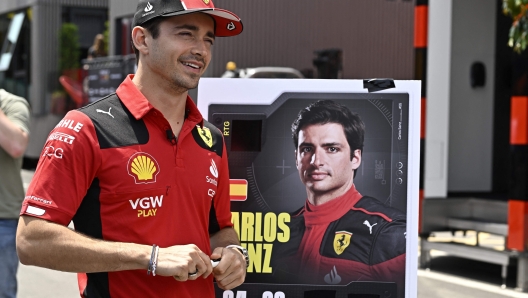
[351,149,361,170]
[132,26,149,56]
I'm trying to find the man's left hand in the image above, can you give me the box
[210,246,246,290]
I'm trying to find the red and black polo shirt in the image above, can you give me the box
[21,75,232,297]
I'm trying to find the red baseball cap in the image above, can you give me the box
[133,0,243,37]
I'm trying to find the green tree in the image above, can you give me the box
[58,23,80,72]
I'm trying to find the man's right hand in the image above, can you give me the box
[156,244,213,281]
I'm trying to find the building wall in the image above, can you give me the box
[425,0,452,198]
[0,0,37,12]
[210,0,414,79]
[108,0,135,57]
[31,2,62,114]
[447,0,496,192]
[425,0,497,195]
[109,0,415,79]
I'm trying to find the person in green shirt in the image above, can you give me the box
[0,89,30,298]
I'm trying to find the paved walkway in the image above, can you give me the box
[18,265,78,298]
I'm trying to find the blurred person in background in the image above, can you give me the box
[0,89,30,298]
[87,33,107,60]
[221,61,240,78]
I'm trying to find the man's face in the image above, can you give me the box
[296,123,361,204]
[145,13,215,90]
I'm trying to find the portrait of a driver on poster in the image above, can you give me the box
[272,99,406,297]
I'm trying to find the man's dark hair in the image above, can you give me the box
[291,99,365,160]
[132,17,164,63]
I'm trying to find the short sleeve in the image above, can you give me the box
[2,96,30,134]
[20,110,101,225]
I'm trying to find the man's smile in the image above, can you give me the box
[180,58,204,73]
[308,170,330,180]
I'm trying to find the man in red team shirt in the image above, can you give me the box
[274,100,406,297]
[16,0,248,297]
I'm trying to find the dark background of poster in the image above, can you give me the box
[210,92,409,214]
[209,92,409,296]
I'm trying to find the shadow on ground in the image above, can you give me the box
[426,255,519,288]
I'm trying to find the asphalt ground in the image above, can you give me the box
[16,170,528,297]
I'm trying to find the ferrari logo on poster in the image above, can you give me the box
[333,231,352,255]
[197,125,213,147]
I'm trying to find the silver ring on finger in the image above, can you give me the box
[189,270,198,277]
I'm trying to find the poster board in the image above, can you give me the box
[197,79,420,298]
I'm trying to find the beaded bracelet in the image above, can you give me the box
[147,244,159,276]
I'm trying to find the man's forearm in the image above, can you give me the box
[17,215,151,273]
[0,109,28,158]
[210,227,240,250]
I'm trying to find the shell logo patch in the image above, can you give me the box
[197,125,213,148]
[333,231,352,255]
[127,152,160,184]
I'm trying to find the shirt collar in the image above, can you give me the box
[116,74,204,126]
[302,184,362,226]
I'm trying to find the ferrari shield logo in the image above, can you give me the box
[203,0,210,4]
[333,231,352,255]
[197,125,213,148]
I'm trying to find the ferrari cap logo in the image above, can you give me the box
[203,0,210,4]
[197,125,213,148]
[333,231,352,255]
[127,152,160,184]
